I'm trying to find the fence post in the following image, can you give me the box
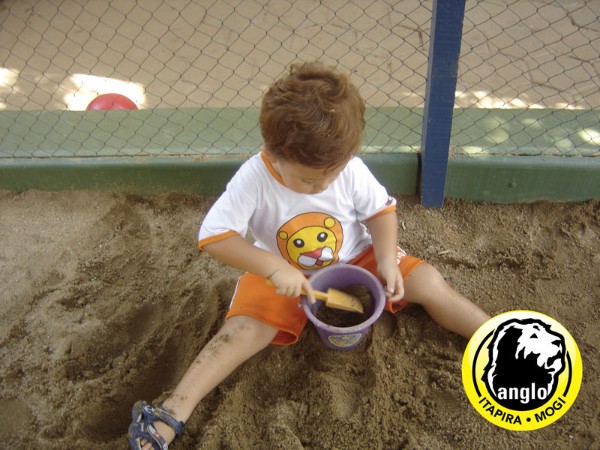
[420,0,466,207]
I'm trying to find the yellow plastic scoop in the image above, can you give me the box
[310,287,365,313]
[267,280,364,314]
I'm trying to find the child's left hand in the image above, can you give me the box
[378,262,404,302]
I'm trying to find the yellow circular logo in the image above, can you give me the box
[462,310,582,431]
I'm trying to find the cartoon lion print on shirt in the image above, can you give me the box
[277,212,343,270]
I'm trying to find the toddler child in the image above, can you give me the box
[128,61,490,450]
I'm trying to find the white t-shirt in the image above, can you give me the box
[198,152,396,273]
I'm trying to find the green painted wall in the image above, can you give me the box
[1,108,598,202]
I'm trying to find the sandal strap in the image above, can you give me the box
[128,420,168,450]
[134,401,185,437]
[150,403,185,437]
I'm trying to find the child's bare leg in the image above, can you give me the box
[140,315,278,449]
[402,263,490,338]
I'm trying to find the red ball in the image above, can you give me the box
[86,93,138,110]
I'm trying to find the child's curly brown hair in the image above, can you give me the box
[259,61,365,170]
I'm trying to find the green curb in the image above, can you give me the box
[446,156,600,203]
[0,157,242,195]
[0,153,419,196]
[2,154,598,202]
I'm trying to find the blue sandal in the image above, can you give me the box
[128,401,185,450]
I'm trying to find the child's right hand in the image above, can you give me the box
[268,265,316,304]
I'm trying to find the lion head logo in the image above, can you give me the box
[483,318,566,410]
[276,212,343,270]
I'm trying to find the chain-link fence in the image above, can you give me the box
[0,0,599,159]
[456,0,600,157]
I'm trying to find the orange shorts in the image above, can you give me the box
[226,246,424,345]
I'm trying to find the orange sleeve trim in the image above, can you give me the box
[198,230,239,250]
[366,204,396,221]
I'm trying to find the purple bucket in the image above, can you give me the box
[302,264,385,351]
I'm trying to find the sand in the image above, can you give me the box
[0,189,598,449]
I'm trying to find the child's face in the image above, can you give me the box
[272,158,348,195]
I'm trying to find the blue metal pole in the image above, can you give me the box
[420,0,466,207]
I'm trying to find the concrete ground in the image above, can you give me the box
[1,0,598,111]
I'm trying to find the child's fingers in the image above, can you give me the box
[395,279,405,299]
[302,280,317,304]
[387,291,403,302]
[386,276,404,301]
